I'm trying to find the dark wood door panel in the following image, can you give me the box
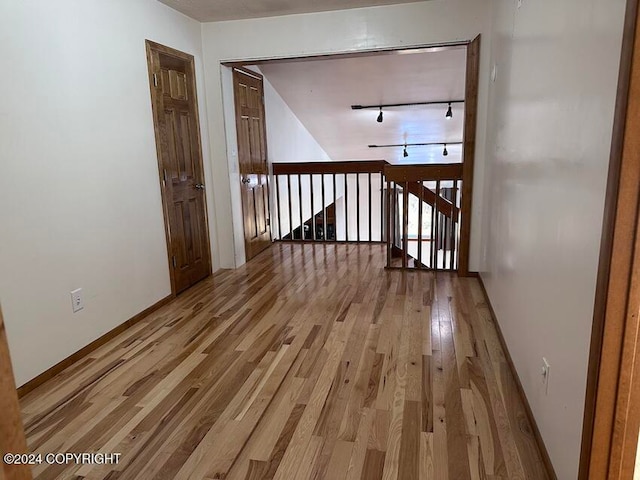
[233,68,271,261]
[146,41,212,294]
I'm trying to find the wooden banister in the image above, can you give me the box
[272,160,386,175]
[272,161,465,273]
[383,163,462,183]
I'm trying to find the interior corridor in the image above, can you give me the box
[20,244,549,479]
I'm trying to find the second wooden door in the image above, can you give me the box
[233,68,272,261]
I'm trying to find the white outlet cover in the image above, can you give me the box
[542,357,550,395]
[71,288,84,313]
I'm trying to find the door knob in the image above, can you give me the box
[194,183,205,190]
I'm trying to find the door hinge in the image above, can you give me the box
[266,218,270,226]
[153,73,159,87]
[172,256,177,268]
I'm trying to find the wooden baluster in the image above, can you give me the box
[393,183,398,250]
[344,173,349,241]
[287,174,293,240]
[276,174,282,240]
[368,172,372,242]
[454,180,461,269]
[332,173,337,242]
[418,180,424,269]
[321,173,326,242]
[442,192,449,270]
[264,174,270,241]
[310,173,316,242]
[435,180,441,269]
[298,174,304,241]
[356,173,361,242]
[402,182,409,269]
[449,181,457,270]
[380,173,385,242]
[386,179,392,267]
[430,183,436,269]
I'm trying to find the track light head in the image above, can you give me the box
[403,145,409,158]
[377,107,383,123]
[443,144,449,156]
[446,102,453,120]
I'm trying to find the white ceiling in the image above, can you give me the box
[258,48,467,165]
[158,0,430,22]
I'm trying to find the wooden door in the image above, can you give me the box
[0,307,32,480]
[232,68,272,261]
[146,41,212,294]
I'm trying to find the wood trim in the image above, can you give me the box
[458,34,480,277]
[382,163,463,183]
[145,40,213,295]
[610,222,640,479]
[16,295,173,399]
[220,42,469,67]
[232,65,264,80]
[476,276,558,480]
[272,160,387,175]
[580,0,640,477]
[0,307,32,480]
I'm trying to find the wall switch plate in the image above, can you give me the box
[517,0,523,8]
[541,357,550,394]
[491,64,498,83]
[70,288,84,313]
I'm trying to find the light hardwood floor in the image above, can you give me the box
[20,244,549,479]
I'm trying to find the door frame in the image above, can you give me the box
[145,40,212,295]
[458,35,480,277]
[0,306,32,480]
[579,0,640,477]
[221,39,479,272]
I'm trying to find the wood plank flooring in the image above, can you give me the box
[19,244,549,480]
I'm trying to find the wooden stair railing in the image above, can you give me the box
[273,161,386,243]
[384,163,463,271]
[271,160,466,272]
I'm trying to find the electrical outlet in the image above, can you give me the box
[541,357,550,395]
[70,288,84,313]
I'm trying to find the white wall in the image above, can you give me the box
[0,0,213,386]
[262,74,332,166]
[479,0,627,478]
[201,0,492,268]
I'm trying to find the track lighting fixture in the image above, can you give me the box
[368,141,462,154]
[352,99,464,112]
[446,103,453,119]
[377,107,383,123]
